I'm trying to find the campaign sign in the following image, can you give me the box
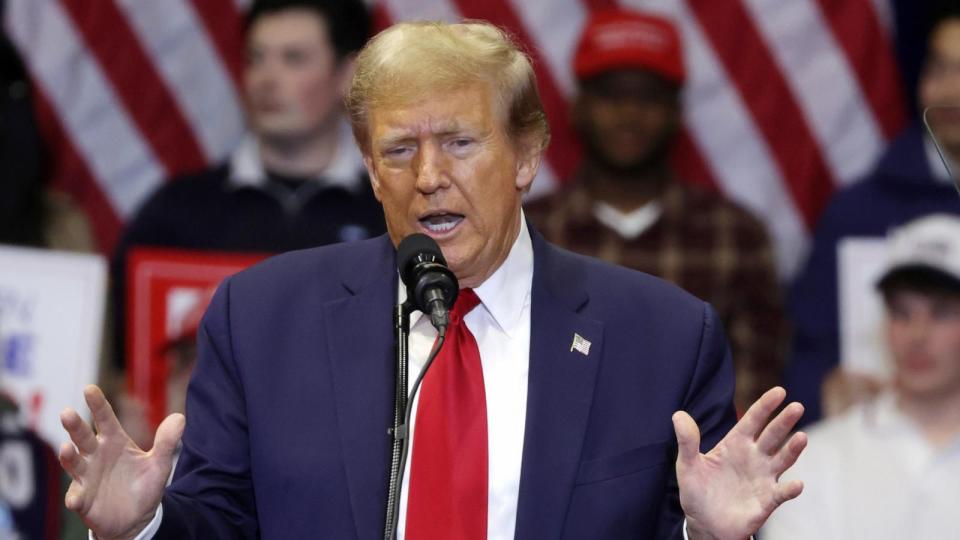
[838,237,891,379]
[127,248,266,429]
[0,246,107,446]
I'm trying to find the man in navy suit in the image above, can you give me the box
[57,19,807,540]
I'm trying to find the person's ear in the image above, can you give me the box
[515,139,543,193]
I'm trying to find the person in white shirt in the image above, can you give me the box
[762,214,960,540]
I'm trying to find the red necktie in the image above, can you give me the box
[406,288,488,539]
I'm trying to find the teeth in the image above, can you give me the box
[421,215,462,233]
[425,220,458,232]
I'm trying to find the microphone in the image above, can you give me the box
[397,234,458,332]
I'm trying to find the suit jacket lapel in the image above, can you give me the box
[323,236,397,540]
[514,231,604,538]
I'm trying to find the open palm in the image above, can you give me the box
[59,385,184,540]
[673,387,807,540]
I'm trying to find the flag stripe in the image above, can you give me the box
[630,0,809,277]
[453,0,582,178]
[815,0,906,142]
[115,0,245,163]
[6,0,165,220]
[509,0,585,98]
[742,0,885,183]
[372,2,394,33]
[870,0,894,33]
[585,0,619,10]
[381,0,460,24]
[8,0,907,281]
[188,0,245,91]
[32,86,123,253]
[686,0,835,227]
[507,0,582,194]
[60,0,206,173]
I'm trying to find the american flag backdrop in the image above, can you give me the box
[3,0,907,279]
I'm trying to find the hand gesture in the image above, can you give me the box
[58,385,185,540]
[673,387,807,540]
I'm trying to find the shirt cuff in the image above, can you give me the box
[683,519,756,540]
[88,504,163,540]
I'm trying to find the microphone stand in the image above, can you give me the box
[384,300,412,540]
[383,301,447,540]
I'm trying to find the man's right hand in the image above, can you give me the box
[58,385,185,540]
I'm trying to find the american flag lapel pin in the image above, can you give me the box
[570,333,591,356]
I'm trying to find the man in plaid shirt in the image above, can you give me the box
[526,8,785,411]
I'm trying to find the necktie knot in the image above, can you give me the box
[450,288,480,324]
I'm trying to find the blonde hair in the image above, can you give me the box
[347,20,550,155]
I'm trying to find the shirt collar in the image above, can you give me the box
[472,213,533,337]
[404,212,534,338]
[228,119,365,192]
[865,390,960,454]
[592,199,663,239]
[867,390,958,442]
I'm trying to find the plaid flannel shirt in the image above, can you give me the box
[526,180,786,411]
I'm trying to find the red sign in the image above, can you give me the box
[126,248,267,429]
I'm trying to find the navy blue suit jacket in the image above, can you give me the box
[157,228,737,539]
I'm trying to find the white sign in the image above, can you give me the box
[0,246,107,446]
[837,237,892,379]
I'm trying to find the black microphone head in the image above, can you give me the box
[397,233,445,287]
[396,233,458,316]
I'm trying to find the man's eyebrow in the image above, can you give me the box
[432,121,463,134]
[434,124,491,140]
[375,122,473,146]
[436,127,469,137]
[376,134,416,147]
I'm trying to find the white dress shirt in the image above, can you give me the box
[398,216,533,539]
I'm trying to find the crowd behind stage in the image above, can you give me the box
[2,0,960,538]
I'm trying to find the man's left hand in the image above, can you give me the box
[673,386,807,540]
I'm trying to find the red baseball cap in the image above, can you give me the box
[573,8,685,84]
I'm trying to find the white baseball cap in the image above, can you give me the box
[877,214,960,291]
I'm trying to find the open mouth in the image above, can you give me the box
[418,212,464,234]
